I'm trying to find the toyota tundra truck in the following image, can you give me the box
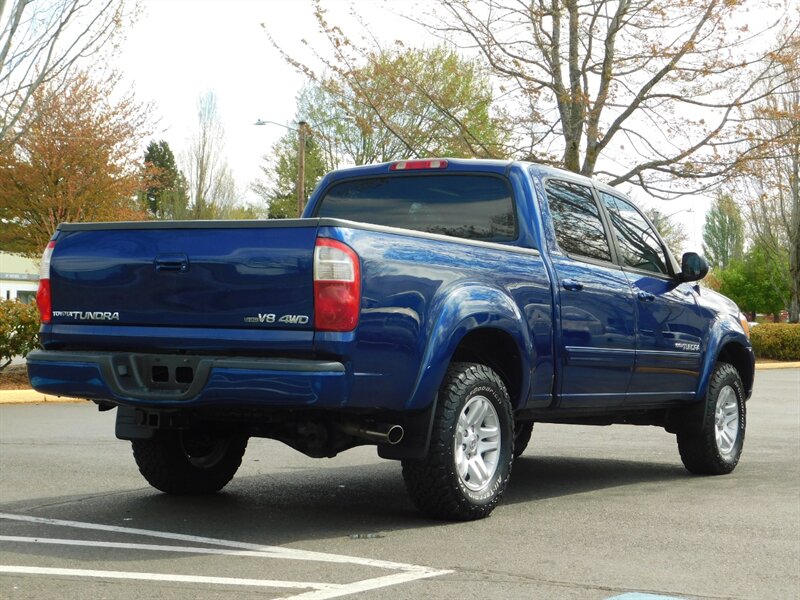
[27,159,755,520]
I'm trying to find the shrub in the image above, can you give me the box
[750,323,800,361]
[0,299,40,366]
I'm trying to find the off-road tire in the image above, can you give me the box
[132,430,248,495]
[401,362,514,521]
[514,420,534,458]
[677,362,745,475]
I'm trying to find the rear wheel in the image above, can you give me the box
[132,429,248,494]
[402,362,514,520]
[677,362,745,475]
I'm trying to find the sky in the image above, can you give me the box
[115,0,707,251]
[115,0,423,201]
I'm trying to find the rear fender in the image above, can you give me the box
[405,284,532,412]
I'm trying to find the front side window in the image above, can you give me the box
[544,180,612,262]
[600,192,669,275]
[317,175,516,242]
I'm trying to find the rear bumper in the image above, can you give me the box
[26,350,347,409]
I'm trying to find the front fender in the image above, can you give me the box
[697,314,755,401]
[405,283,532,411]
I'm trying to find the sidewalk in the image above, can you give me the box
[2,362,797,405]
[0,390,85,404]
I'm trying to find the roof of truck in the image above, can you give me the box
[321,158,619,196]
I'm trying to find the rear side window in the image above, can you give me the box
[544,180,612,262]
[317,175,516,242]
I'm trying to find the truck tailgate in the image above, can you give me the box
[50,221,318,331]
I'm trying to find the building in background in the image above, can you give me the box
[0,252,38,304]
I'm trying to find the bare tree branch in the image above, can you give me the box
[0,0,132,150]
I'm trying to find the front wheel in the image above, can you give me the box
[677,362,745,475]
[132,429,248,495]
[514,420,534,458]
[402,362,514,520]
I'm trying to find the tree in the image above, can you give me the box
[702,194,745,270]
[720,244,790,320]
[268,36,510,161]
[0,70,149,255]
[183,91,238,219]
[276,1,799,198]
[142,140,188,219]
[251,124,327,218]
[646,208,688,257]
[1,0,133,150]
[731,31,799,321]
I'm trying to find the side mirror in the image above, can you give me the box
[680,252,709,282]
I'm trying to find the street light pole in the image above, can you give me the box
[254,118,310,218]
[297,121,307,217]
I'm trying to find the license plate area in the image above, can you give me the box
[111,354,206,395]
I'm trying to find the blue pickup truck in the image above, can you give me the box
[27,158,754,520]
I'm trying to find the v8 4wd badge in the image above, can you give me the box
[244,313,309,325]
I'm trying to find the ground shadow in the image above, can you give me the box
[0,452,690,564]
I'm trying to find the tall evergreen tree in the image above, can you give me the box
[702,194,745,270]
[143,140,188,219]
[251,126,327,219]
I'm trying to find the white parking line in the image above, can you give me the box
[0,513,452,599]
[0,535,367,559]
[0,512,423,570]
[0,566,337,590]
[273,571,448,600]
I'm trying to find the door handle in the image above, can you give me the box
[562,279,584,292]
[154,254,189,273]
[637,290,655,302]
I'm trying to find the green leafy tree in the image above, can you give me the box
[732,34,799,322]
[254,45,508,218]
[220,205,265,219]
[270,44,509,162]
[720,244,789,320]
[251,124,327,219]
[142,140,189,219]
[702,194,745,270]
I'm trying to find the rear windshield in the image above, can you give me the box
[316,175,516,242]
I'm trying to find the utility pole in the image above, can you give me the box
[297,121,308,217]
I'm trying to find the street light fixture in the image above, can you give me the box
[254,119,309,216]
[658,207,694,220]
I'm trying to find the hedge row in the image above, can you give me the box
[0,299,40,365]
[750,323,800,361]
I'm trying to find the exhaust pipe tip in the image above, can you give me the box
[340,422,404,445]
[385,424,404,445]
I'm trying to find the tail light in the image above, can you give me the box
[314,238,360,332]
[36,241,56,323]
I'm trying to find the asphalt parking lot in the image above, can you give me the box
[1,368,798,599]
